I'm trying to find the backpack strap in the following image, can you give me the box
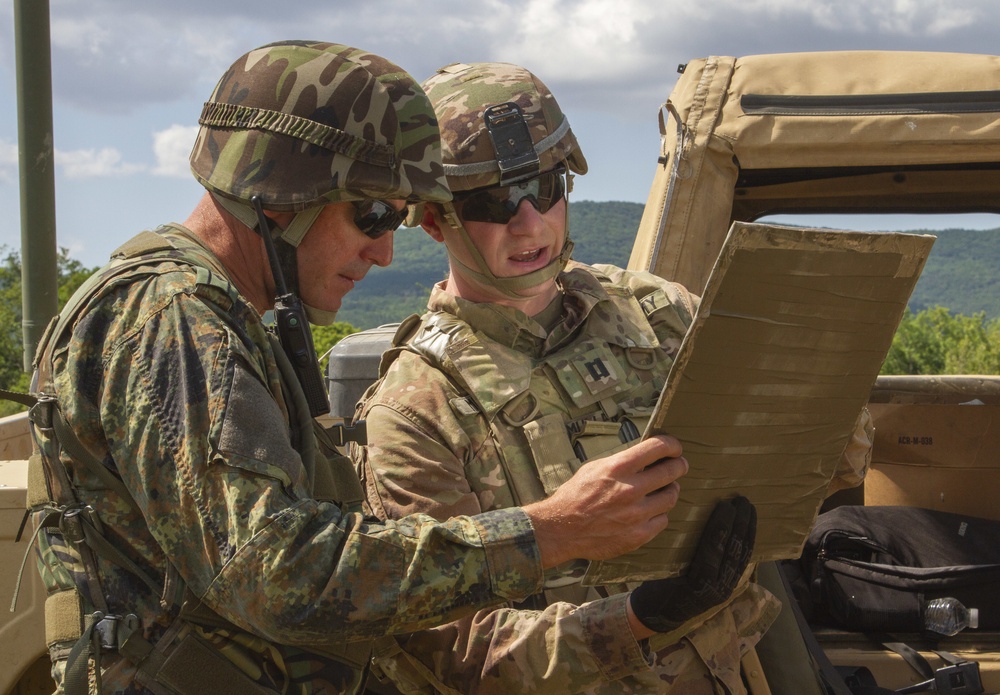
[882,642,983,695]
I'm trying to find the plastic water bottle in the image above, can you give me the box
[923,597,979,636]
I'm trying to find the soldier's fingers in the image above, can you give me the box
[634,455,688,496]
[631,510,673,543]
[729,496,755,539]
[729,496,757,567]
[714,497,756,590]
[600,481,679,551]
[643,480,681,513]
[690,498,737,585]
[611,435,683,475]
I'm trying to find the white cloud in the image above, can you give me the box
[56,148,144,179]
[868,0,981,35]
[43,7,235,113]
[686,0,987,34]
[495,0,651,81]
[25,0,1000,122]
[152,125,199,178]
[6,1,999,237]
[0,140,18,183]
[49,16,111,56]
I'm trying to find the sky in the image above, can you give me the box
[1,0,999,268]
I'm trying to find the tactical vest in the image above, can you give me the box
[23,227,371,695]
[358,272,793,695]
[383,268,683,593]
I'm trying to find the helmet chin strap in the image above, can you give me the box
[440,200,573,301]
[437,102,576,300]
[302,304,340,326]
[211,193,338,325]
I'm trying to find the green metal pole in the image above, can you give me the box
[14,0,59,372]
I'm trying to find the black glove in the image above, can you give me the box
[629,495,756,633]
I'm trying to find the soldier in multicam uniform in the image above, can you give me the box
[25,43,691,695]
[353,62,873,694]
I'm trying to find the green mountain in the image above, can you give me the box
[336,202,1000,329]
[906,227,1000,319]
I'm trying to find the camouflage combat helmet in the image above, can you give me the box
[419,62,587,300]
[190,40,450,210]
[424,61,587,192]
[189,40,450,324]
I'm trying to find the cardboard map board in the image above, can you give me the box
[584,222,935,585]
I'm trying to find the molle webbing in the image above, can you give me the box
[400,271,664,508]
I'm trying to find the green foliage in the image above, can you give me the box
[311,321,360,369]
[0,251,31,405]
[567,201,641,268]
[1,205,997,420]
[882,306,1000,375]
[0,247,100,416]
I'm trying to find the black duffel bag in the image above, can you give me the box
[799,506,1000,633]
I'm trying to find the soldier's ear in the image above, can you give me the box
[420,204,446,243]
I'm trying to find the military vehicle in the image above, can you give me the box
[624,50,1000,694]
[3,46,1000,694]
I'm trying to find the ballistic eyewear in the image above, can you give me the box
[454,166,566,224]
[351,199,408,239]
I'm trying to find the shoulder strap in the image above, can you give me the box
[39,253,155,370]
[111,229,175,257]
[0,387,36,407]
[407,311,533,418]
[357,313,425,408]
[37,228,214,374]
[390,313,423,348]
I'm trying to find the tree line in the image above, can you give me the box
[335,203,1000,330]
[1,244,997,417]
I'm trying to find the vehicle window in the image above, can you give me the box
[760,213,1000,375]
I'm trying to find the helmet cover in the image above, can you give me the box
[423,61,587,193]
[190,40,450,211]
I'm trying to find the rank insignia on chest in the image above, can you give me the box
[584,357,611,382]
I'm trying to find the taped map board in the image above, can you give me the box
[584,222,935,585]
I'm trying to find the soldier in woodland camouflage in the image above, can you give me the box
[25,43,688,695]
[354,62,870,694]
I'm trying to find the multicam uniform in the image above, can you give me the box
[28,227,545,695]
[354,262,783,695]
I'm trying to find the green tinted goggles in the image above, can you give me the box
[454,166,566,224]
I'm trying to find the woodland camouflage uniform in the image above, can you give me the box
[26,43,547,695]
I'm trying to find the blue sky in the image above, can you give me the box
[1,0,999,267]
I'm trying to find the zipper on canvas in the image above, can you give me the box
[741,90,1000,116]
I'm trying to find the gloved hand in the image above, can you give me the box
[629,495,756,633]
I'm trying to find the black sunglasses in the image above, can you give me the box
[454,166,566,224]
[351,199,408,239]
